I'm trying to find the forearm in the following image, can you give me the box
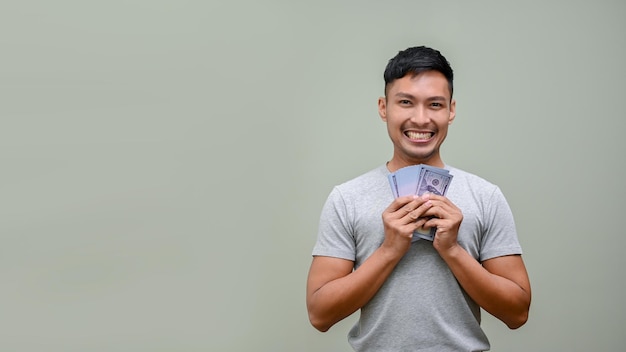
[439,245,531,329]
[307,247,402,332]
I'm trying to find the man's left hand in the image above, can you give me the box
[420,194,463,253]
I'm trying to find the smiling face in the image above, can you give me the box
[379,70,456,171]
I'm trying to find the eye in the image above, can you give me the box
[399,99,412,105]
[430,102,444,108]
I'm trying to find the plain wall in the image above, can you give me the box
[1,1,625,351]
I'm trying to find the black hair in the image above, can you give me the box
[383,46,454,98]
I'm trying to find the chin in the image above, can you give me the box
[406,148,436,159]
[408,152,439,165]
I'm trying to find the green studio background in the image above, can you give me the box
[2,1,624,351]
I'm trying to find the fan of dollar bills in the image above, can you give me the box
[387,165,453,241]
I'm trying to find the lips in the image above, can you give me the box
[405,131,434,140]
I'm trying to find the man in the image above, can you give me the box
[306,46,531,351]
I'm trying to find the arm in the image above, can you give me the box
[306,195,433,332]
[306,250,402,332]
[423,194,531,329]
[439,248,530,329]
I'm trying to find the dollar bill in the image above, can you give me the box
[388,165,422,198]
[414,167,452,240]
[415,167,452,196]
[387,164,453,241]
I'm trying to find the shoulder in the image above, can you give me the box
[334,165,390,195]
[446,165,499,194]
[445,165,510,209]
[325,164,392,209]
[339,164,389,186]
[447,165,493,185]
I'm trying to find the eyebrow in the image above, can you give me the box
[427,96,447,101]
[393,92,448,101]
[393,92,415,99]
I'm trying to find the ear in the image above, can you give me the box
[378,97,387,122]
[448,99,456,125]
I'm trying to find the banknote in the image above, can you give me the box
[387,164,453,241]
[388,165,423,198]
[414,166,452,240]
[415,167,452,196]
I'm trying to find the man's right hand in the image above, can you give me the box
[307,194,433,332]
[381,194,433,255]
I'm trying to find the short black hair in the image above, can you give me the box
[383,46,454,98]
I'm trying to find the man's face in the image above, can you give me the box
[379,70,456,170]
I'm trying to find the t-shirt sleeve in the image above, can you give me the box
[311,187,357,261]
[479,186,523,262]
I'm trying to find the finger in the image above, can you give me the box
[422,205,444,220]
[421,194,447,203]
[414,217,429,229]
[389,198,425,220]
[407,210,419,220]
[422,217,440,230]
[402,198,433,224]
[385,195,418,213]
[421,198,456,218]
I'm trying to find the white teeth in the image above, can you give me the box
[406,131,432,140]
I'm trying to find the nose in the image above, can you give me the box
[409,106,429,125]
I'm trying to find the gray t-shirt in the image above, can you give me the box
[312,164,522,352]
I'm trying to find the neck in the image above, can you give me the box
[386,156,445,172]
